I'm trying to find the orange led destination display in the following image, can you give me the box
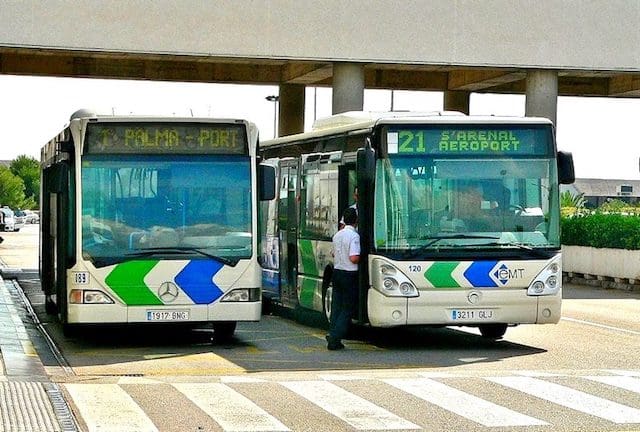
[85,123,247,154]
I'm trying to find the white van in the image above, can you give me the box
[1,207,16,231]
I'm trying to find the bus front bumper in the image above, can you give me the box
[67,300,261,324]
[367,288,561,328]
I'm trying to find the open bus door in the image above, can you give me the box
[278,160,299,308]
[337,162,364,322]
[42,162,74,328]
[356,143,376,323]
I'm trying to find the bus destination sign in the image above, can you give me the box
[386,127,551,156]
[85,123,247,155]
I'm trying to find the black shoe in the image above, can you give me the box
[326,335,345,350]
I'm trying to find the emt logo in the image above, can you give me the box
[493,264,525,285]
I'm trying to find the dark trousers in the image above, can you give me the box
[328,269,358,341]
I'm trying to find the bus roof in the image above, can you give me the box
[68,109,255,126]
[262,111,554,147]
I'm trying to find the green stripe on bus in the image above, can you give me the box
[105,260,163,305]
[424,262,460,288]
[298,240,317,307]
[299,278,316,309]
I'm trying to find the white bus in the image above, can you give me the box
[40,110,274,337]
[260,111,574,339]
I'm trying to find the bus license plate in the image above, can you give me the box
[451,309,494,321]
[146,310,190,321]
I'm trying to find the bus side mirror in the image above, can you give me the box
[259,164,276,201]
[557,151,575,185]
[356,141,376,182]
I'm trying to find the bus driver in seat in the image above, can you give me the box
[441,182,494,232]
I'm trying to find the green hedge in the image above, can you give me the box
[561,213,640,250]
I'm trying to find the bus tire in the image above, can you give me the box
[261,297,272,315]
[213,321,237,342]
[45,295,58,315]
[62,323,80,338]
[322,284,333,325]
[321,267,333,326]
[479,324,508,339]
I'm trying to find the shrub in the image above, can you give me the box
[561,213,640,250]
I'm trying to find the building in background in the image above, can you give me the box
[561,178,640,208]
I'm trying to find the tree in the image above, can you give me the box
[560,191,586,208]
[10,155,40,209]
[560,190,587,217]
[0,166,26,208]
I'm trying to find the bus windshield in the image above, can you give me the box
[373,154,560,253]
[81,154,252,266]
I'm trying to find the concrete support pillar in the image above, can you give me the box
[443,90,470,114]
[525,70,558,127]
[278,83,305,137]
[332,63,364,114]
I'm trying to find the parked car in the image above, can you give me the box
[0,207,16,232]
[24,210,39,224]
[13,209,27,231]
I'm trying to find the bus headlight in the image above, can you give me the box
[531,281,545,294]
[70,289,115,304]
[383,278,398,291]
[380,265,397,276]
[372,259,419,298]
[527,257,561,296]
[399,282,418,296]
[221,288,260,302]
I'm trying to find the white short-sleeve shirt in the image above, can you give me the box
[332,225,360,271]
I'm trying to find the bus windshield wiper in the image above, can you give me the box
[401,234,500,259]
[422,234,501,247]
[472,241,553,258]
[125,247,238,266]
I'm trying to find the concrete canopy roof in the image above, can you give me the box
[1,48,638,97]
[1,0,639,97]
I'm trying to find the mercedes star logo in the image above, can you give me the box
[158,281,179,303]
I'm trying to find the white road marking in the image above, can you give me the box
[418,372,459,378]
[319,374,368,381]
[173,383,289,431]
[384,377,547,427]
[513,370,562,377]
[602,369,640,377]
[562,316,640,335]
[117,377,162,384]
[64,384,158,432]
[584,375,640,394]
[281,380,420,430]
[220,376,267,383]
[489,376,640,423]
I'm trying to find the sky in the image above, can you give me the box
[1,74,639,180]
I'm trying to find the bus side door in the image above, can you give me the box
[278,160,299,308]
[41,162,75,320]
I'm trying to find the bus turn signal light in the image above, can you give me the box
[69,289,115,304]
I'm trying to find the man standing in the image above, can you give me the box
[339,186,358,229]
[327,207,360,350]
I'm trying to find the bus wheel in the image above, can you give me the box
[212,321,237,342]
[322,285,333,325]
[45,295,58,315]
[479,324,507,339]
[62,323,80,338]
